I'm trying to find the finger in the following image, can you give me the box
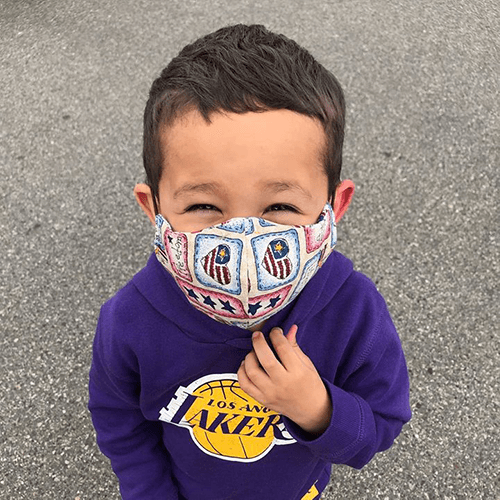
[251,331,286,378]
[237,360,265,402]
[285,324,299,346]
[285,324,318,369]
[269,327,301,371]
[244,348,272,388]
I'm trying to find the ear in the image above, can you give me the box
[133,183,156,225]
[332,179,354,223]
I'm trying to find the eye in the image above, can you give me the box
[185,204,221,213]
[265,204,299,213]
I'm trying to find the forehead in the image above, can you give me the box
[159,108,327,190]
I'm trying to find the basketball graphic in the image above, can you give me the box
[159,373,295,462]
[186,379,276,460]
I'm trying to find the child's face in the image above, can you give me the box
[136,108,353,232]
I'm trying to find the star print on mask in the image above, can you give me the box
[248,302,263,316]
[174,278,294,328]
[266,296,281,309]
[202,294,217,309]
[185,287,199,301]
[219,299,236,313]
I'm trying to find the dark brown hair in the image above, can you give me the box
[143,23,345,214]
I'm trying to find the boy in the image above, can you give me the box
[88,23,411,500]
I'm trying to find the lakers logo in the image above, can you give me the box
[159,373,296,462]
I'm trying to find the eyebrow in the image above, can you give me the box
[261,181,313,199]
[173,182,226,199]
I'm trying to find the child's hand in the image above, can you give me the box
[237,325,332,437]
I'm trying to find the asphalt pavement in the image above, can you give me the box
[1,0,499,498]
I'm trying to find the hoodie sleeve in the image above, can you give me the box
[88,310,180,499]
[282,296,411,469]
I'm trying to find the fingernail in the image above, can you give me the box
[252,331,259,339]
[273,327,283,335]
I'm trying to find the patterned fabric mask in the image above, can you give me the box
[153,203,337,329]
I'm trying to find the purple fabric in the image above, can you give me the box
[88,250,411,499]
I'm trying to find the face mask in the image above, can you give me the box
[153,203,337,329]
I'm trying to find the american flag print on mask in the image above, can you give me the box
[262,239,292,279]
[201,244,231,285]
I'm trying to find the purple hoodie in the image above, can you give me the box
[88,250,411,499]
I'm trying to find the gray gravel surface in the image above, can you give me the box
[1,0,499,499]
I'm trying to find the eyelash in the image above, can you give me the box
[185,204,299,214]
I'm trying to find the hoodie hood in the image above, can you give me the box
[133,250,354,349]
